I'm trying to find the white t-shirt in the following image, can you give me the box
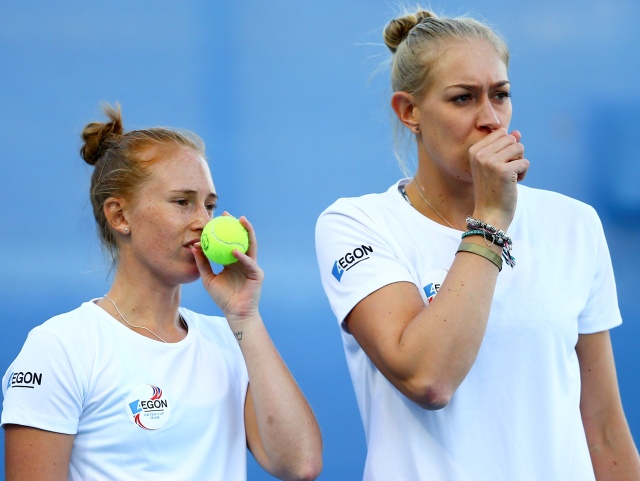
[2,300,249,481]
[315,179,622,481]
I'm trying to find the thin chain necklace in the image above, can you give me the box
[102,295,187,343]
[412,177,455,229]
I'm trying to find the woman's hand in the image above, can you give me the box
[468,128,529,231]
[193,215,323,479]
[191,213,264,322]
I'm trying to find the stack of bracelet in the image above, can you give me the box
[459,216,516,270]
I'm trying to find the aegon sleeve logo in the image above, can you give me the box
[7,371,43,389]
[332,244,373,281]
[423,268,448,304]
[126,384,171,430]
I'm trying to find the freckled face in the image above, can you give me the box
[415,39,512,180]
[123,144,217,286]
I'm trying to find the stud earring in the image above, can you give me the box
[124,227,129,233]
[414,125,420,132]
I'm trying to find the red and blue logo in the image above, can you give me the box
[126,384,171,430]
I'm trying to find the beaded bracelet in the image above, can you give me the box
[465,217,516,268]
[466,217,509,241]
[456,242,503,272]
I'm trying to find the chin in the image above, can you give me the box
[182,270,202,284]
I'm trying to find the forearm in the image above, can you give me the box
[233,315,322,480]
[586,416,640,480]
[393,243,500,404]
[578,331,640,480]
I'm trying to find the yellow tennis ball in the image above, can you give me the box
[200,216,249,265]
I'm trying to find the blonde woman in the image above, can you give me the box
[315,9,639,481]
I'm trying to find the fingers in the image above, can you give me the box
[470,128,526,176]
[230,250,264,282]
[191,243,216,280]
[468,128,528,229]
[515,158,531,182]
[238,215,258,260]
[471,129,521,159]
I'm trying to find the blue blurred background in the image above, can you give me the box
[1,1,638,479]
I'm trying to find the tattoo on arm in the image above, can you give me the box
[234,331,243,342]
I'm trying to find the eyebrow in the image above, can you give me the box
[171,189,218,201]
[445,80,510,91]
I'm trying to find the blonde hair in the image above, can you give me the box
[382,8,509,172]
[80,103,206,262]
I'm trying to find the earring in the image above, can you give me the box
[124,227,129,233]
[414,125,420,132]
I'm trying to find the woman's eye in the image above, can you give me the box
[452,94,472,104]
[176,199,189,206]
[495,91,511,100]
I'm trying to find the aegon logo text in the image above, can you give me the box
[332,245,373,281]
[130,399,169,413]
[8,371,43,389]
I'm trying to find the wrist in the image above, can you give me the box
[462,216,516,270]
[225,311,262,326]
[469,210,512,233]
[458,235,503,255]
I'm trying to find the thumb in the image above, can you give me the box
[192,243,216,281]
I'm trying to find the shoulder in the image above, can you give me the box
[318,181,405,221]
[316,179,412,242]
[27,301,104,342]
[3,302,102,397]
[519,184,595,211]
[518,184,600,222]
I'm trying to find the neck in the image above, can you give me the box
[408,173,473,231]
[98,264,185,342]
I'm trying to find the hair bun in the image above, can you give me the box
[383,9,437,53]
[80,103,124,166]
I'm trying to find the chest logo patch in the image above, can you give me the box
[125,384,171,430]
[423,268,448,304]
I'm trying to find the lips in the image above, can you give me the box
[183,239,200,248]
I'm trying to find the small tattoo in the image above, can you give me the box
[234,331,243,342]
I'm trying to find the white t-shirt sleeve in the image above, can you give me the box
[577,208,622,334]
[2,325,87,434]
[315,199,416,328]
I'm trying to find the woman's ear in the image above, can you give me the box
[391,91,420,132]
[103,197,130,235]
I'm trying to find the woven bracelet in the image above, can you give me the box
[461,229,505,246]
[456,242,503,272]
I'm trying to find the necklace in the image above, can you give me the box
[102,295,187,343]
[413,177,455,229]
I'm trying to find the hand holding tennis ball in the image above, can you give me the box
[201,216,250,265]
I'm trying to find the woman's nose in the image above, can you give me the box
[476,99,501,131]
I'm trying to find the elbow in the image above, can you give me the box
[296,460,323,481]
[282,456,323,481]
[403,378,454,410]
[273,443,322,481]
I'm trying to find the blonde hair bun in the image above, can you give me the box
[383,10,437,53]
